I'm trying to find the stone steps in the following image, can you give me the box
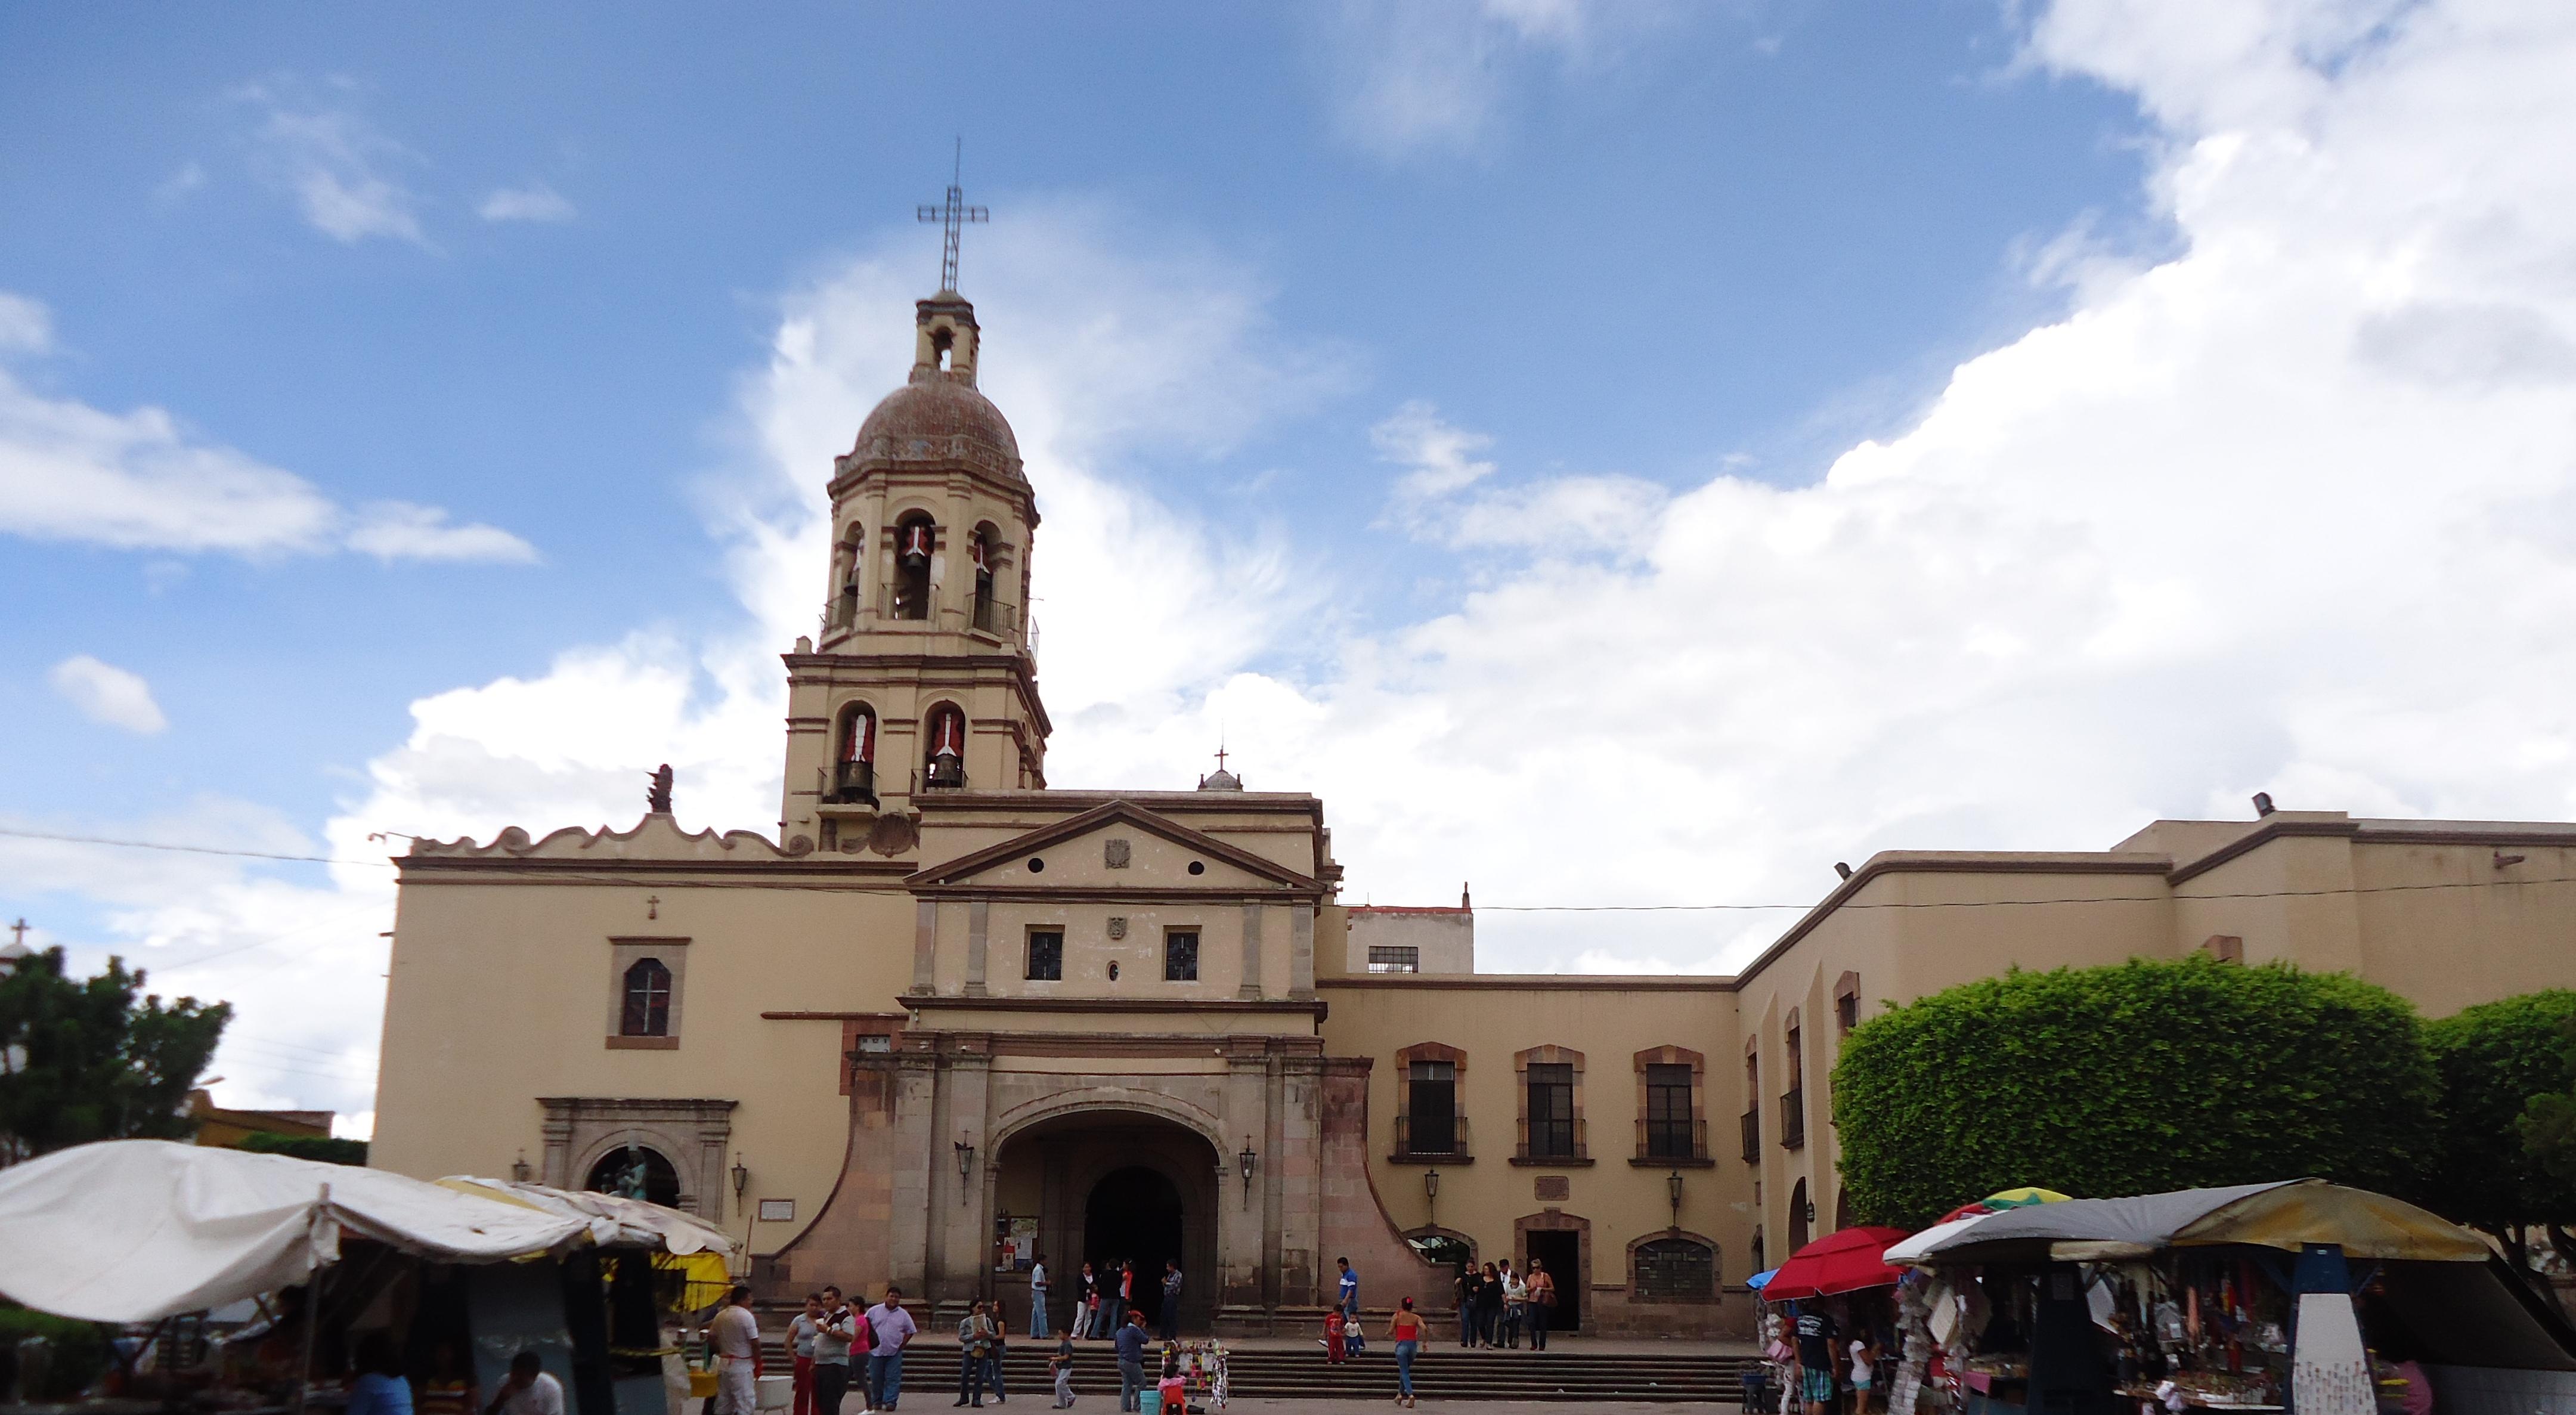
[766,1345,1756,1403]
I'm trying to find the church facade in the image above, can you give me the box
[371,286,2576,1339]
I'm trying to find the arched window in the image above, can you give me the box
[1631,1236,1716,1302]
[891,513,936,620]
[970,525,999,632]
[621,958,672,1036]
[833,704,877,803]
[923,704,967,788]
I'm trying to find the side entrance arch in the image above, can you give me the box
[993,1110,1220,1335]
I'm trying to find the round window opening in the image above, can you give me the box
[1107,960,1121,981]
[1028,856,1046,873]
[1187,860,1206,875]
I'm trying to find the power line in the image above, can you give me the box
[0,825,389,868]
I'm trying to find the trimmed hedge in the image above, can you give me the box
[240,1131,370,1166]
[1832,956,2438,1227]
[0,1304,112,1399]
[2424,990,2576,1230]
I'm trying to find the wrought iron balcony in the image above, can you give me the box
[1643,1117,1707,1163]
[1394,1112,1470,1160]
[1779,1087,1806,1150]
[1739,1109,1761,1163]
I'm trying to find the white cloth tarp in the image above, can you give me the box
[0,1140,592,1323]
[435,1176,735,1255]
[1885,1179,2490,1265]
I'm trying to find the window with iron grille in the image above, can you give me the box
[1026,930,1063,981]
[1367,945,1420,974]
[1408,1060,1457,1154]
[1527,1062,1577,1157]
[1646,1063,1695,1158]
[621,958,671,1036]
[1164,930,1200,981]
[1633,1237,1715,1301]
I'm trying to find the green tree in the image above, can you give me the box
[2424,992,2576,1273]
[1832,956,2438,1227]
[0,946,231,1162]
[240,1131,369,1166]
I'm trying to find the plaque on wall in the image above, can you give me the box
[759,1199,795,1222]
[1534,1176,1571,1202]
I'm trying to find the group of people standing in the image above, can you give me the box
[1051,1258,1185,1343]
[1453,1258,1558,1351]
[775,1284,921,1415]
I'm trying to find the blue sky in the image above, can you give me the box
[10,0,2574,1126]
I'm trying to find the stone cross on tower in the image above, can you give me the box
[917,141,989,294]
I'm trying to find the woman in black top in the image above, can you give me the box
[1475,1263,1504,1348]
[1456,1267,1482,1348]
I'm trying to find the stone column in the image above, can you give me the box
[888,1046,942,1296]
[1277,1054,1325,1306]
[1237,903,1265,1000]
[911,899,939,994]
[933,1038,995,1317]
[540,1104,576,1188]
[1219,1040,1271,1322]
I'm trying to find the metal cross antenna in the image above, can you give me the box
[917,138,989,293]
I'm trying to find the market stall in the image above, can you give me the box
[1880,1179,2576,1415]
[0,1140,736,1415]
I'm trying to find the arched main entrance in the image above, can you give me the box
[993,1111,1219,1335]
[1086,1166,1185,1328]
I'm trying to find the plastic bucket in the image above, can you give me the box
[1139,1391,1163,1415]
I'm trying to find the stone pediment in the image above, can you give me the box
[909,800,1318,896]
[408,812,789,862]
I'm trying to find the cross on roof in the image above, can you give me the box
[917,140,989,294]
[1213,745,1229,772]
[7,918,25,948]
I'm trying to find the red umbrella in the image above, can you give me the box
[1761,1226,1913,1301]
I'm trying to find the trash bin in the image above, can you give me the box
[757,1375,792,1411]
[1139,1389,1162,1415]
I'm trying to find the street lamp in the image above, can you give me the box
[510,1151,532,1184]
[955,1138,976,1202]
[732,1154,753,1280]
[1237,1138,1258,1204]
[1424,1168,1441,1228]
[732,1154,750,1202]
[1667,1169,1684,1231]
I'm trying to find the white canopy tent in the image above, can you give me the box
[0,1140,728,1324]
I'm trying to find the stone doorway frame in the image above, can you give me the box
[1516,1209,1593,1332]
[540,1096,738,1222]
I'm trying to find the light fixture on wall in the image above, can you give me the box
[1237,1138,1258,1204]
[1424,1167,1441,1228]
[1801,1193,1818,1227]
[510,1151,531,1184]
[955,1138,976,1201]
[1667,1169,1685,1231]
[733,1154,750,1200]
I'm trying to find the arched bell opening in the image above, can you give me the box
[832,703,878,804]
[891,513,937,621]
[970,523,1002,633]
[922,702,967,790]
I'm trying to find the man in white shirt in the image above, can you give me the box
[1028,1254,1051,1340]
[712,1284,763,1415]
[485,1352,565,1415]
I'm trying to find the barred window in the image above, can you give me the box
[1164,930,1200,981]
[1026,930,1064,981]
[1407,1060,1457,1154]
[1527,1062,1577,1157]
[1367,945,1420,974]
[620,958,672,1036]
[1633,1238,1715,1301]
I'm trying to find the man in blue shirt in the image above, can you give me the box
[1336,1258,1358,1321]
[1112,1312,1148,1413]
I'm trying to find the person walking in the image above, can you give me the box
[1336,1258,1358,1323]
[987,1312,1010,1404]
[1049,1330,1076,1410]
[789,1293,826,1415]
[1029,1255,1052,1341]
[1076,1264,1100,1339]
[954,1301,995,1408]
[1793,1301,1841,1415]
[1157,1261,1183,1341]
[866,1287,919,1412]
[1524,1261,1554,1352]
[1323,1306,1348,1365]
[815,1286,860,1415]
[1498,1262,1526,1350]
[1388,1298,1424,1408]
[711,1284,763,1415]
[1113,1312,1148,1414]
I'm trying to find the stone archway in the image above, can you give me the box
[993,1110,1221,1336]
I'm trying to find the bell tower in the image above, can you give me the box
[777,289,1050,858]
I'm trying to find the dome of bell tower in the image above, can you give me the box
[846,291,1022,478]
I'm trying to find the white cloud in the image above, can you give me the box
[0,293,51,355]
[0,292,536,563]
[347,502,539,563]
[1374,400,1496,500]
[47,655,168,735]
[234,82,426,246]
[478,184,576,224]
[1317,0,1668,156]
